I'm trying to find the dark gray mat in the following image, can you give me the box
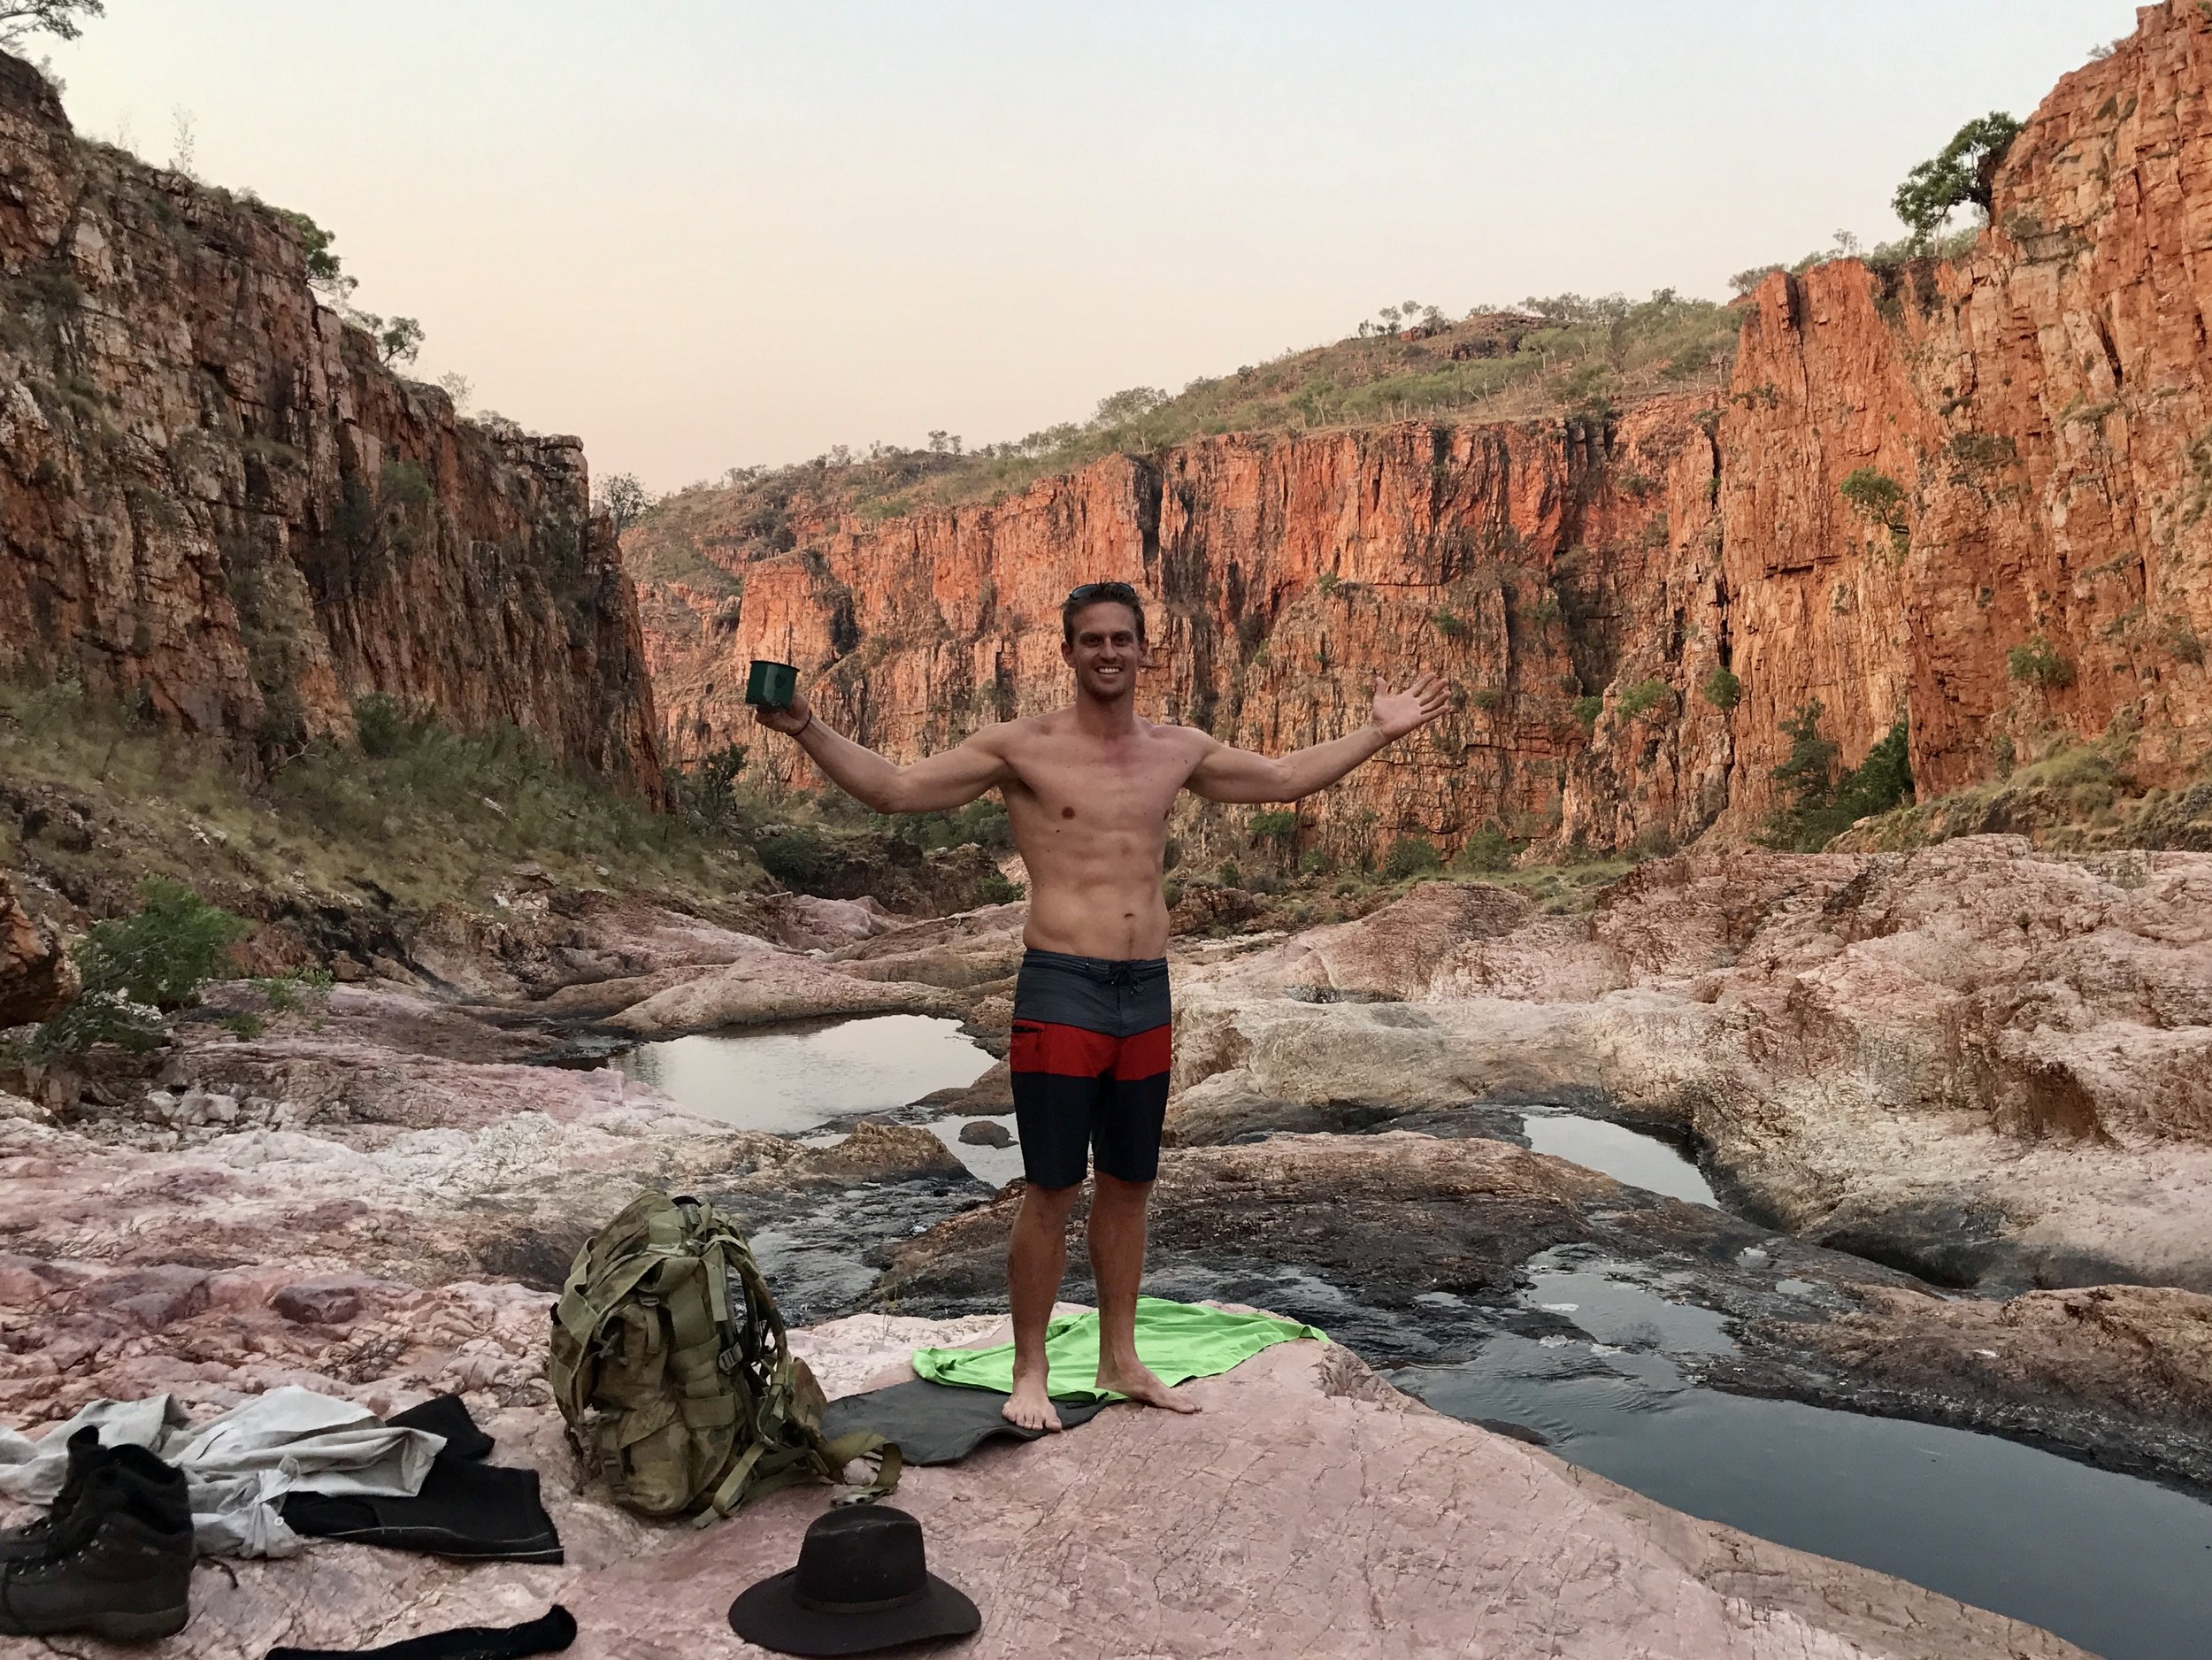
[821,1379,1109,1465]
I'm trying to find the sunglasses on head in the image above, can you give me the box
[1066,582,1139,603]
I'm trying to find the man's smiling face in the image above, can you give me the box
[1063,600,1147,702]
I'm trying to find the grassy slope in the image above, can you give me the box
[0,681,764,926]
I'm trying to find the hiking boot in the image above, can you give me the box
[0,1440,194,1641]
[0,1426,100,1562]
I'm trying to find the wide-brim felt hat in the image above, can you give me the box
[729,1504,979,1656]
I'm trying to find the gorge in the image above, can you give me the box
[4,6,2212,1659]
[630,0,2212,865]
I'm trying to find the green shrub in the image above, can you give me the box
[2006,634,2075,689]
[1570,695,1603,730]
[672,743,749,827]
[354,692,406,757]
[1758,703,1914,849]
[255,969,334,1016]
[1434,609,1469,639]
[1617,679,1671,721]
[379,458,434,511]
[1248,809,1299,841]
[1469,688,1502,711]
[975,872,1025,904]
[754,825,834,888]
[32,880,253,1057]
[1380,835,1442,880]
[1701,667,1742,710]
[1316,572,1340,594]
[887,796,1013,853]
[1453,826,1517,872]
[6,675,84,739]
[1216,860,1242,888]
[1298,849,1333,877]
[1839,467,1908,527]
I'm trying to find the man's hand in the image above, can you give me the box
[753,688,812,736]
[1371,672,1450,742]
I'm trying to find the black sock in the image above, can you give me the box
[266,1604,577,1660]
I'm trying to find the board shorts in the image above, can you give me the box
[1008,949,1171,1189]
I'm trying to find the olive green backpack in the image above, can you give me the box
[548,1190,899,1522]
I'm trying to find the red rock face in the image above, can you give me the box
[644,416,1717,865]
[1713,0,2212,826]
[635,4,2212,860]
[0,52,661,796]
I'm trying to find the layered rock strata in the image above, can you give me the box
[632,2,2212,859]
[0,52,661,794]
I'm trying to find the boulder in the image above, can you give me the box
[0,871,74,1027]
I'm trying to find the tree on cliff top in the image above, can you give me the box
[1893,112,2023,243]
[0,1,104,49]
[595,473,654,538]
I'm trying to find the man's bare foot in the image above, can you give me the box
[1095,1358,1203,1414]
[1002,1373,1063,1433]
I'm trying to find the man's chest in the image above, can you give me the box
[1008,741,1189,824]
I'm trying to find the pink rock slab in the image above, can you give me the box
[62,1341,2086,1660]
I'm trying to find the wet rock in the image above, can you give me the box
[1733,1281,2212,1494]
[750,1120,969,1187]
[957,1118,1012,1148]
[914,1058,1012,1116]
[877,1133,1887,1362]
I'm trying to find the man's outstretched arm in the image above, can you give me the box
[756,690,1012,812]
[1187,672,1450,804]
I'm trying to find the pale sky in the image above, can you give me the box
[42,1,2139,491]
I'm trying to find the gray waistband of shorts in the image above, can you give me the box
[1021,949,1168,983]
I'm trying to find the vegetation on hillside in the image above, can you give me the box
[1833,723,2212,857]
[624,289,1742,564]
[0,678,764,920]
[1757,703,1915,850]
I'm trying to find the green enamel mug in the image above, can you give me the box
[745,659,798,710]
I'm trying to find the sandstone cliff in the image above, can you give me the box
[631,2,2211,862]
[0,52,662,795]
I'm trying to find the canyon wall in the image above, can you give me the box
[634,1,2212,861]
[0,52,662,795]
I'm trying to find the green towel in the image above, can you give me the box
[911,1296,1327,1403]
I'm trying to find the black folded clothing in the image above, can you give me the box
[820,1377,1109,1466]
[280,1395,562,1564]
[387,1393,496,1461]
[267,1602,576,1660]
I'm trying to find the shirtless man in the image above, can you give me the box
[757,580,1449,1430]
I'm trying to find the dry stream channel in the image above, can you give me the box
[617,1016,2212,1660]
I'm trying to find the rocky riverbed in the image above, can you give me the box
[4,835,2212,1656]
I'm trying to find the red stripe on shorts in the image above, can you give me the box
[1010,1019,1171,1080]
